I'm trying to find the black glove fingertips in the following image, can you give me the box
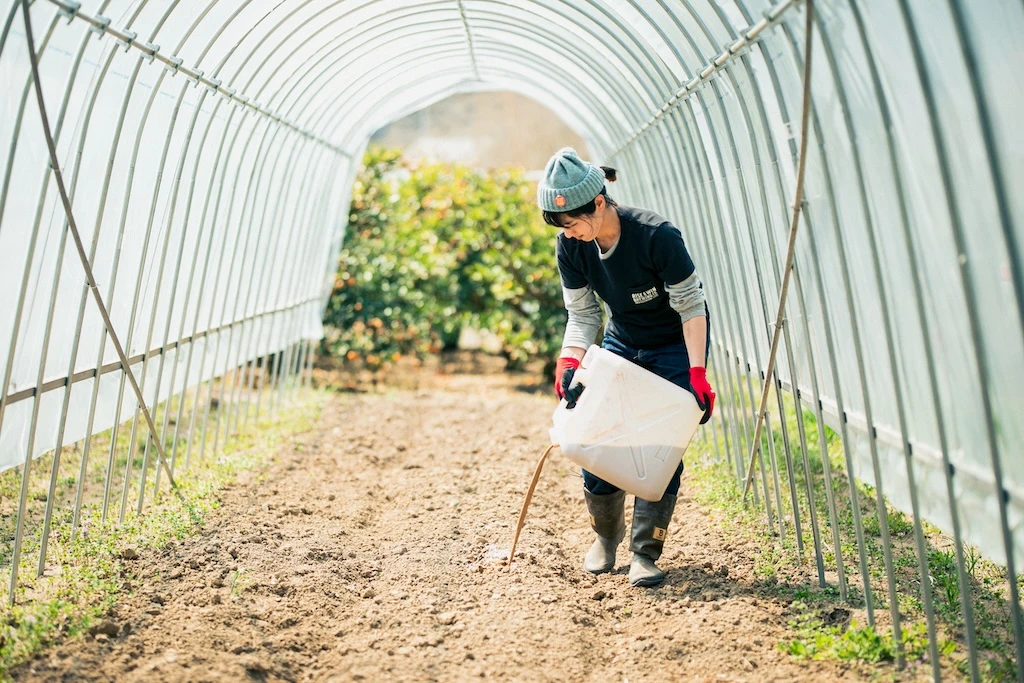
[563,377,584,409]
[560,367,576,396]
[696,391,712,424]
[693,390,707,412]
[566,390,583,409]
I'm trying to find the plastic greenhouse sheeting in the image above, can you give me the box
[0,0,1022,572]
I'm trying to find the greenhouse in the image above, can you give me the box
[0,0,1021,679]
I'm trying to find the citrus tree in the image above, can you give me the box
[322,147,566,371]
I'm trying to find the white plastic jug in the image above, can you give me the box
[549,345,704,501]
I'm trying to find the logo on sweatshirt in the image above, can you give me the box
[631,286,659,305]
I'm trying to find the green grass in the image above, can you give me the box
[690,377,1021,679]
[0,380,325,679]
[228,567,251,601]
[781,601,950,664]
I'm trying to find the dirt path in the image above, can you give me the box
[16,374,870,682]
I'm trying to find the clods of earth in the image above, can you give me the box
[16,371,879,682]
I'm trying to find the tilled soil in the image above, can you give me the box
[16,374,871,682]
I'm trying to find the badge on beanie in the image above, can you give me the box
[555,195,566,207]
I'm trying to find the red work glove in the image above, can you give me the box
[554,356,583,407]
[689,366,715,424]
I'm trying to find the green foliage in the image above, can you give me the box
[929,547,962,619]
[781,603,947,665]
[690,380,1024,677]
[973,653,1020,682]
[322,147,564,370]
[862,507,915,537]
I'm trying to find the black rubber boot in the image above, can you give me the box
[583,489,626,574]
[629,493,677,587]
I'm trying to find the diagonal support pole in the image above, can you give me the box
[742,0,814,501]
[17,0,186,511]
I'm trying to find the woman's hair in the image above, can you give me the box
[543,166,619,227]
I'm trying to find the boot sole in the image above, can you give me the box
[630,575,665,587]
[629,559,666,587]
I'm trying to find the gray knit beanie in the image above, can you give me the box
[537,147,606,212]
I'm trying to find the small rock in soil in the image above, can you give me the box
[239,655,270,674]
[88,621,119,638]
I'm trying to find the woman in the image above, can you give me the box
[538,147,715,587]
